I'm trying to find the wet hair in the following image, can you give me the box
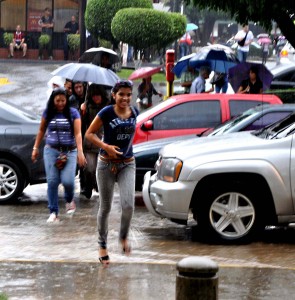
[249,66,259,76]
[45,87,73,132]
[71,81,87,98]
[86,84,109,106]
[200,66,211,75]
[111,80,133,94]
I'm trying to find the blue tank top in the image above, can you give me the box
[43,107,80,147]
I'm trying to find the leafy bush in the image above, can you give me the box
[38,34,51,46]
[112,8,184,51]
[85,0,152,47]
[265,89,295,103]
[99,39,112,49]
[67,34,80,51]
[0,292,8,300]
[3,32,13,46]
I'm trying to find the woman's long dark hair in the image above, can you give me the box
[86,84,109,107]
[45,87,74,132]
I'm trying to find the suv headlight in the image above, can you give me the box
[156,157,183,182]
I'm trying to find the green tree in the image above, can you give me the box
[85,0,152,49]
[112,8,186,56]
[184,0,295,47]
[112,8,186,60]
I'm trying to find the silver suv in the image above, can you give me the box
[143,113,295,243]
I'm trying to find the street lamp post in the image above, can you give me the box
[79,0,87,57]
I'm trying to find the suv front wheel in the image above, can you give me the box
[195,183,263,243]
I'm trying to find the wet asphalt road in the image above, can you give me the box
[1,60,295,299]
[1,182,295,299]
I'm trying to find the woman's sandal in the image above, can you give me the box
[98,247,110,266]
[99,255,110,266]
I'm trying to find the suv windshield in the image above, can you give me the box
[254,113,295,139]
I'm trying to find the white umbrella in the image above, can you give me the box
[51,63,120,87]
[204,44,236,54]
[79,47,119,65]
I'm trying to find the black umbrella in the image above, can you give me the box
[79,47,119,65]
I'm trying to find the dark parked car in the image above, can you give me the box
[270,63,295,90]
[134,104,295,191]
[0,100,46,203]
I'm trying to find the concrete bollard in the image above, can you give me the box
[176,256,219,300]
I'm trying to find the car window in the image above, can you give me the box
[274,70,295,82]
[229,100,271,118]
[153,101,221,130]
[243,111,292,131]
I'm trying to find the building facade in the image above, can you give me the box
[0,0,79,51]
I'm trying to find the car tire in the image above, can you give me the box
[0,158,25,203]
[195,182,263,244]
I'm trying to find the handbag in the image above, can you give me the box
[55,152,68,170]
[54,118,68,170]
[238,31,248,46]
[210,73,225,86]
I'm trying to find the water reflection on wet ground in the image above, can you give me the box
[1,261,295,299]
[1,181,295,268]
[1,182,295,298]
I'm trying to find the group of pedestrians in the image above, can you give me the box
[183,22,264,95]
[32,52,138,266]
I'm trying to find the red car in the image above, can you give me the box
[133,93,282,144]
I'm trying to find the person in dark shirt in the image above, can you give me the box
[63,15,79,60]
[69,81,87,110]
[237,66,263,94]
[38,7,54,60]
[137,76,162,111]
[80,84,109,199]
[69,81,87,195]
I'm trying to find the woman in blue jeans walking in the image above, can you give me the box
[32,87,86,223]
[85,80,138,266]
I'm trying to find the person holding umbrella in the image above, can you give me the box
[80,84,109,199]
[85,80,139,266]
[237,66,263,94]
[190,66,214,94]
[136,76,163,111]
[69,81,87,197]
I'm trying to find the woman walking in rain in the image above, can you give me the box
[80,83,109,199]
[85,80,138,266]
[32,87,86,222]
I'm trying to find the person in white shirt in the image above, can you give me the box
[234,23,254,62]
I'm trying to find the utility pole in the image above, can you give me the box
[79,0,87,57]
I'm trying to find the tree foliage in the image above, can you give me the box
[112,8,186,54]
[85,0,152,48]
[184,0,295,47]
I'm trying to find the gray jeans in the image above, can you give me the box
[96,158,135,249]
